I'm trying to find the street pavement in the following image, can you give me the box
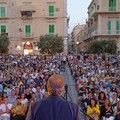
[60,65,85,120]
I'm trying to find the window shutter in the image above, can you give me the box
[49,6,54,16]
[26,25,31,33]
[1,25,6,33]
[108,20,111,34]
[25,25,31,37]
[109,0,112,7]
[116,20,119,34]
[52,25,54,33]
[49,25,54,33]
[113,0,116,11]
[1,7,5,17]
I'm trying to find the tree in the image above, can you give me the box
[0,34,10,54]
[37,34,64,55]
[88,39,117,54]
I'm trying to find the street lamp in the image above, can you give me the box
[76,41,79,55]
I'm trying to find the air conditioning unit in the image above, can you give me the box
[55,8,60,12]
[19,28,23,32]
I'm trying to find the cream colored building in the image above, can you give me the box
[83,0,120,53]
[0,0,68,55]
[70,24,84,52]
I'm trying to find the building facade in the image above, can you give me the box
[70,24,84,53]
[83,0,120,53]
[0,0,68,55]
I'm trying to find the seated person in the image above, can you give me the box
[11,96,27,120]
[87,98,100,120]
[101,98,114,120]
[115,101,120,120]
[0,97,12,120]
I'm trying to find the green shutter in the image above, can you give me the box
[1,7,5,18]
[108,20,111,34]
[109,0,112,7]
[109,0,116,11]
[52,25,54,33]
[25,25,31,37]
[49,25,54,34]
[1,25,6,33]
[49,6,54,16]
[116,20,119,34]
[113,0,116,11]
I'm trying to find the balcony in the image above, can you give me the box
[21,11,33,19]
[0,0,7,3]
[0,32,8,36]
[22,32,34,40]
[109,7,116,11]
[88,7,120,19]
[46,0,56,3]
[44,13,57,19]
[91,30,120,37]
[20,5,35,12]
[0,16,8,19]
[84,30,120,40]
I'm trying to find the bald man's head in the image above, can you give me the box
[47,75,64,96]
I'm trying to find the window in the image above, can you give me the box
[108,20,111,34]
[49,25,54,34]
[25,25,31,37]
[49,6,54,16]
[109,0,116,11]
[116,20,119,34]
[0,7,6,18]
[1,25,6,33]
[21,11,32,17]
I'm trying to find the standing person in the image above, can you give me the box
[27,75,81,120]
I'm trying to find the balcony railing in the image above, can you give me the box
[22,32,34,39]
[83,30,120,40]
[109,7,116,11]
[46,0,56,3]
[0,0,7,3]
[88,7,119,19]
[44,13,57,19]
[91,30,120,36]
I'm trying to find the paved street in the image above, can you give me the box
[60,65,85,120]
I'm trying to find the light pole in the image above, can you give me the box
[76,41,79,55]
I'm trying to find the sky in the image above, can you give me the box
[68,0,92,33]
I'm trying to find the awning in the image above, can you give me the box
[20,5,35,12]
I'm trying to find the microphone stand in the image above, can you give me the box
[79,108,94,120]
[62,84,94,120]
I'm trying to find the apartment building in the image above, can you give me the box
[70,24,84,52]
[83,0,120,53]
[0,0,68,55]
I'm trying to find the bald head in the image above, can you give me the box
[47,75,64,96]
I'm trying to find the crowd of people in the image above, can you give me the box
[0,54,62,120]
[0,53,120,120]
[68,53,120,120]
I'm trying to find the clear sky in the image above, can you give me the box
[68,0,92,33]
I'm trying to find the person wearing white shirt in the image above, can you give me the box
[20,93,28,105]
[0,97,12,120]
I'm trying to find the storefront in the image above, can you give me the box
[23,42,33,55]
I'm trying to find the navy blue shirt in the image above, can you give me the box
[30,95,80,120]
